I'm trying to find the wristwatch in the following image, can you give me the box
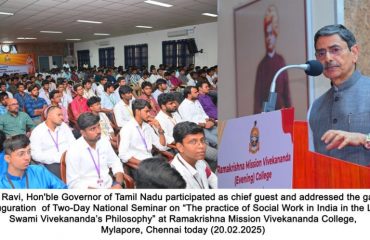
[363,133,370,150]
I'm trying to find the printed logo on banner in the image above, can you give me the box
[249,120,260,154]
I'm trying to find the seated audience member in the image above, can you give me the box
[148,67,161,85]
[169,70,183,89]
[82,79,96,99]
[87,97,116,143]
[0,134,67,189]
[138,81,160,117]
[197,81,218,120]
[0,82,13,98]
[152,79,168,102]
[30,106,75,178]
[96,77,108,97]
[119,99,166,179]
[100,82,117,113]
[0,130,7,176]
[156,93,217,167]
[129,67,141,86]
[171,121,217,189]
[114,77,127,102]
[66,112,124,189]
[178,68,189,85]
[136,157,186,189]
[70,83,89,121]
[14,82,30,112]
[57,82,72,109]
[38,80,51,105]
[178,86,218,147]
[0,98,35,137]
[187,71,198,86]
[0,92,8,116]
[113,85,134,128]
[24,84,48,123]
[155,93,183,149]
[48,90,69,124]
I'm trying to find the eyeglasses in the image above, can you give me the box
[315,46,347,59]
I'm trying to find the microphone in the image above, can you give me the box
[262,60,323,112]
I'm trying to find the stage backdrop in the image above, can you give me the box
[234,0,308,120]
[0,54,36,76]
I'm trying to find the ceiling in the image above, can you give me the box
[0,0,217,43]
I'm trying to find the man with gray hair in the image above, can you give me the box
[309,24,370,166]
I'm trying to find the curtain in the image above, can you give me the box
[77,50,90,68]
[124,44,148,69]
[99,47,115,67]
[162,39,195,67]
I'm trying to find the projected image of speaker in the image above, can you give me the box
[187,39,199,54]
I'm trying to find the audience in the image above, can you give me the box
[0,134,67,189]
[30,106,75,178]
[119,99,166,179]
[66,112,124,189]
[114,85,134,128]
[0,98,35,136]
[171,121,217,189]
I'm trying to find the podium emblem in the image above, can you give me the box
[249,121,260,154]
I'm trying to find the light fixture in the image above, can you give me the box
[144,0,173,8]
[17,37,37,40]
[136,25,153,29]
[66,39,81,41]
[202,13,218,17]
[94,33,110,36]
[40,31,62,33]
[0,12,14,16]
[77,20,102,24]
[2,41,14,44]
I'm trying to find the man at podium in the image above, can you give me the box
[309,24,370,166]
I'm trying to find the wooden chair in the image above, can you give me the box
[60,151,67,183]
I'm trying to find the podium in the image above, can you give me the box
[218,108,370,188]
[293,121,370,188]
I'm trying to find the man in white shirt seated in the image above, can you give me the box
[30,106,75,178]
[82,79,96,99]
[118,99,166,180]
[57,82,72,109]
[152,79,167,102]
[113,85,134,128]
[114,77,127,102]
[178,86,218,148]
[96,77,107,97]
[148,67,161,85]
[155,93,183,151]
[38,80,51,105]
[171,121,217,189]
[66,112,124,189]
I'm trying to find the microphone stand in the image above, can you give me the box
[262,64,307,112]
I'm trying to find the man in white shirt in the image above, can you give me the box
[152,79,167,102]
[56,82,72,109]
[82,79,96,99]
[30,106,75,178]
[171,121,217,189]
[96,77,107,97]
[114,77,126,102]
[178,86,218,147]
[118,99,166,180]
[148,67,161,84]
[155,93,183,150]
[113,85,134,128]
[38,80,51,105]
[66,112,124,189]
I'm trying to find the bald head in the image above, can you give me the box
[6,98,19,114]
